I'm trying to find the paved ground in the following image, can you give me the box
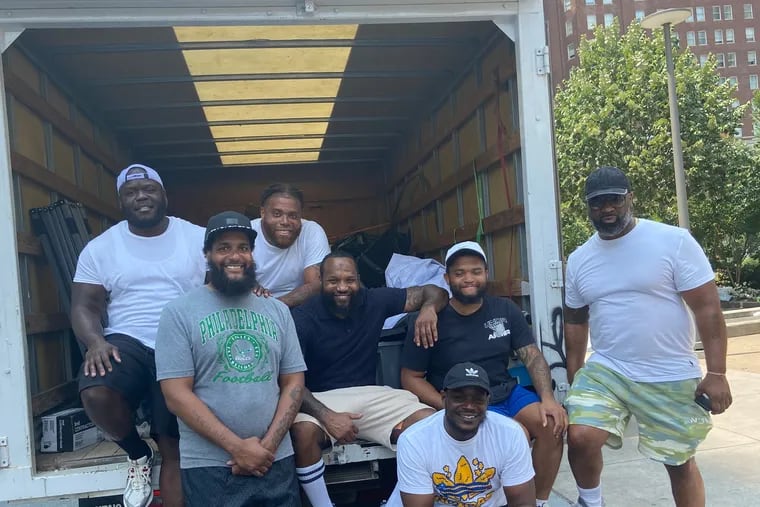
[548,334,760,506]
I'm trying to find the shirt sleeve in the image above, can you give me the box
[563,254,585,309]
[498,420,536,487]
[373,287,408,317]
[290,306,312,362]
[73,243,104,286]
[301,221,331,269]
[277,303,307,375]
[400,312,433,372]
[396,431,435,495]
[502,298,536,350]
[155,303,195,380]
[674,231,715,292]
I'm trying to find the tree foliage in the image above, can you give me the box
[554,21,760,283]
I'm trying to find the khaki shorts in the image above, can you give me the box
[566,362,712,465]
[294,385,431,450]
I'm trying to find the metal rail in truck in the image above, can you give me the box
[0,1,565,504]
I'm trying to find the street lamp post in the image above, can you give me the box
[642,8,693,230]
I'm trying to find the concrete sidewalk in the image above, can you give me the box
[547,335,760,506]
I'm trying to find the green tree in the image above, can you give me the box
[554,21,760,284]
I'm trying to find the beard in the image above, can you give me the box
[321,292,357,318]
[451,285,487,305]
[208,261,258,296]
[123,199,167,230]
[592,207,634,239]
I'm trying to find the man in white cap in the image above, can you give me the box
[72,163,206,507]
[400,240,567,507]
[390,362,535,506]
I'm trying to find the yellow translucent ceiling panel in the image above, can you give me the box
[221,152,321,165]
[209,123,330,139]
[173,25,358,165]
[193,79,342,101]
[216,139,323,152]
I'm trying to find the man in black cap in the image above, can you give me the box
[563,166,732,507]
[155,211,306,507]
[389,362,535,507]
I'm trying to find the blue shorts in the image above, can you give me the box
[487,385,540,418]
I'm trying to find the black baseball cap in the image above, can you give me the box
[584,166,631,201]
[443,362,491,395]
[204,211,257,250]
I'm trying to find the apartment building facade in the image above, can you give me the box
[545,0,760,138]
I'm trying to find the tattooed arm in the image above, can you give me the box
[300,387,362,444]
[404,284,448,348]
[515,344,568,437]
[261,372,305,452]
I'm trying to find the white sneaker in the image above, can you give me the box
[124,450,153,507]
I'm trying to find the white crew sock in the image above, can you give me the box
[297,459,332,507]
[536,498,550,506]
[578,484,603,507]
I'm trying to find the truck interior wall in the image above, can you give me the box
[4,45,129,414]
[385,35,525,297]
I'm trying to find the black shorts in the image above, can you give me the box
[78,333,179,439]
[181,456,301,507]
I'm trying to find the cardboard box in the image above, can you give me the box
[41,408,103,453]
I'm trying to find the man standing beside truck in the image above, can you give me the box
[399,241,567,507]
[252,183,331,307]
[563,166,732,507]
[290,251,448,507]
[156,211,306,507]
[71,164,206,507]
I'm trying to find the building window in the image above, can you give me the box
[564,0,572,12]
[698,30,708,45]
[587,14,597,29]
[724,5,733,20]
[735,127,743,138]
[715,29,724,44]
[603,0,612,4]
[568,43,577,59]
[699,54,709,65]
[687,8,694,22]
[727,52,737,67]
[732,99,741,108]
[751,74,759,89]
[687,31,696,46]
[716,53,726,68]
[729,76,738,87]
[566,20,573,36]
[585,0,594,5]
[747,27,756,42]
[749,50,757,65]
[635,10,645,21]
[696,7,705,21]
[712,6,721,21]
[745,4,754,19]
[604,13,614,27]
[726,28,735,43]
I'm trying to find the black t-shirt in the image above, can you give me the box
[292,287,407,392]
[401,295,535,403]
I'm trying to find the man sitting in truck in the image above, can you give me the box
[156,211,306,507]
[251,183,331,307]
[400,241,568,507]
[290,251,448,507]
[71,164,206,507]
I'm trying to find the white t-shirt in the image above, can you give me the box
[251,218,330,298]
[565,218,714,381]
[387,411,534,507]
[74,217,206,349]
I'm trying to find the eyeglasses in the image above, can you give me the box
[588,194,627,210]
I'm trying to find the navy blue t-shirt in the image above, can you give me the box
[401,295,535,403]
[292,287,407,392]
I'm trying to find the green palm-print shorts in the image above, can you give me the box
[566,361,712,465]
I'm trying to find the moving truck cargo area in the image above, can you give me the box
[0,2,564,504]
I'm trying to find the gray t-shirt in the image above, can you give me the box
[156,286,306,469]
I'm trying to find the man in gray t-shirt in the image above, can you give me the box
[156,211,306,507]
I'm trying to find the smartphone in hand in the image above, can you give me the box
[695,393,712,412]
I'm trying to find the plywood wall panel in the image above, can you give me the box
[5,47,40,94]
[34,333,67,392]
[51,133,76,184]
[441,194,459,236]
[459,114,481,166]
[46,81,71,120]
[79,155,100,197]
[13,100,47,168]
[461,179,479,226]
[438,140,455,181]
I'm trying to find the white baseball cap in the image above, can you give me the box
[444,241,486,266]
[116,164,164,193]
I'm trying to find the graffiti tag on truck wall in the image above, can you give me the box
[541,306,568,402]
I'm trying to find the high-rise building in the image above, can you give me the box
[544,0,760,139]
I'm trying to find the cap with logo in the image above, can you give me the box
[204,211,257,250]
[584,166,631,201]
[444,241,486,267]
[116,164,164,193]
[443,361,491,395]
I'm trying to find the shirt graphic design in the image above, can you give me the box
[432,455,496,506]
[198,308,279,384]
[484,318,510,341]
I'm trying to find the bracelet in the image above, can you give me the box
[706,371,726,376]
